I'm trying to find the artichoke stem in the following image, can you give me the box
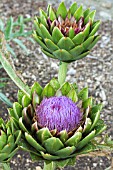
[43,161,56,170]
[58,61,68,86]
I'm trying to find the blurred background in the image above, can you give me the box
[0,0,113,169]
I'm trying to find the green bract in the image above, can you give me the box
[8,78,106,168]
[0,118,21,162]
[33,2,100,62]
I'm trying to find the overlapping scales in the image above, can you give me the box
[33,2,100,62]
[0,119,21,162]
[8,78,106,167]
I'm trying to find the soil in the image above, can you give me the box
[0,0,113,169]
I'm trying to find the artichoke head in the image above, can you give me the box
[8,78,106,167]
[0,118,21,162]
[33,2,100,62]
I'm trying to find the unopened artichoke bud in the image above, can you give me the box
[33,2,100,62]
[8,78,107,167]
[0,118,21,162]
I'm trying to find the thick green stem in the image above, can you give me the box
[58,62,68,86]
[43,161,56,170]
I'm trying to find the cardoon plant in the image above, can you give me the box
[0,2,113,170]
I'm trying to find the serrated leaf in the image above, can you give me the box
[5,17,13,40]
[18,15,24,34]
[6,44,16,57]
[27,37,35,44]
[0,92,13,107]
[13,38,29,55]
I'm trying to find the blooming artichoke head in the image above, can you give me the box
[9,78,107,167]
[33,2,100,62]
[0,118,21,162]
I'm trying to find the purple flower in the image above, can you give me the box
[36,96,82,133]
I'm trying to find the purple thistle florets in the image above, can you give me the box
[36,96,82,133]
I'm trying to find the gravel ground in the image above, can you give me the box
[0,0,113,169]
